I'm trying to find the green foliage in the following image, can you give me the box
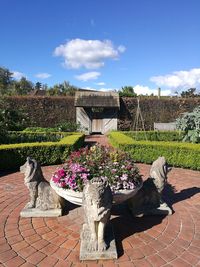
[125,131,184,142]
[181,88,200,98]
[47,81,78,96]
[23,127,60,133]
[176,105,200,143]
[0,131,69,144]
[0,97,28,131]
[119,86,137,97]
[0,133,85,171]
[56,121,80,132]
[108,132,200,170]
[23,122,81,133]
[0,66,13,95]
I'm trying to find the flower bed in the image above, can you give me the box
[50,145,143,204]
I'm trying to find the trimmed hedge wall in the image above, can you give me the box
[2,96,200,130]
[1,131,70,144]
[0,133,85,171]
[108,132,200,170]
[125,131,185,142]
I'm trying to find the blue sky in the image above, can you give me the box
[1,0,200,95]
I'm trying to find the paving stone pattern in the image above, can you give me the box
[0,135,200,266]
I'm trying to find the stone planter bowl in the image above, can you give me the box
[50,179,143,206]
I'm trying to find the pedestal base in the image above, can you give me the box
[80,224,118,260]
[20,208,62,217]
[132,202,173,217]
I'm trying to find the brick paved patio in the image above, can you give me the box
[0,135,200,266]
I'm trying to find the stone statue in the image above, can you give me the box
[20,157,62,212]
[81,178,113,252]
[128,156,172,216]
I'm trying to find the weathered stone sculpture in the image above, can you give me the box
[20,157,63,217]
[80,178,117,260]
[128,156,172,216]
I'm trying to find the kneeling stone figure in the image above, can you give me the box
[20,157,62,213]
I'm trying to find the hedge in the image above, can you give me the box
[125,131,185,142]
[0,131,71,144]
[0,133,85,171]
[108,132,200,170]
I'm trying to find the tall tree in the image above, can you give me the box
[0,66,13,95]
[15,77,34,95]
[181,88,200,98]
[119,86,137,97]
[35,82,42,90]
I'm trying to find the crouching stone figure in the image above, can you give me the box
[81,178,113,252]
[20,157,62,213]
[128,156,173,216]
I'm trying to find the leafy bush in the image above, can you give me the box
[56,121,81,132]
[108,132,200,170]
[23,122,81,133]
[0,133,85,171]
[0,97,28,131]
[176,106,200,143]
[125,131,184,142]
[23,127,58,133]
[0,131,69,144]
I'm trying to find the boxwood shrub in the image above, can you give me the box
[0,133,85,171]
[125,130,184,142]
[108,132,200,170]
[1,131,70,144]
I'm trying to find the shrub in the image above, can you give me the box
[23,127,58,133]
[55,121,81,132]
[176,106,200,143]
[0,133,85,171]
[0,131,69,144]
[108,132,200,170]
[125,131,184,142]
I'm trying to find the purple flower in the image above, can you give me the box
[120,174,128,181]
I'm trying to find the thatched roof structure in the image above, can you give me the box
[74,91,120,108]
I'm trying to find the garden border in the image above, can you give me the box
[108,131,200,170]
[0,132,85,171]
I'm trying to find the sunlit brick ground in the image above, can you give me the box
[0,135,199,267]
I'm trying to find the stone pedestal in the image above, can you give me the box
[133,202,173,217]
[80,223,117,260]
[20,208,62,217]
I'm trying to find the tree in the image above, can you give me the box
[14,77,34,95]
[47,81,78,96]
[0,66,13,95]
[181,88,200,98]
[119,86,137,97]
[35,82,42,90]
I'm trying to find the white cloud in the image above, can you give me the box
[75,71,101,82]
[118,45,126,53]
[35,73,51,79]
[95,82,106,86]
[98,87,116,92]
[54,39,125,69]
[11,71,24,80]
[134,85,171,96]
[150,68,200,92]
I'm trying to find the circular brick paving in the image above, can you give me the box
[0,163,199,267]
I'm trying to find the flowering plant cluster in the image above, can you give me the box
[51,145,142,192]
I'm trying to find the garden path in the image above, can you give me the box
[0,135,199,266]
